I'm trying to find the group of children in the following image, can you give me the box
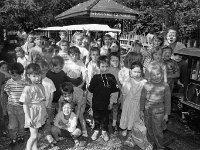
[0,27,186,150]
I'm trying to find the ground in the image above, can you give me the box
[1,113,200,150]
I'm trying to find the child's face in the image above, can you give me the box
[41,66,49,79]
[63,103,72,116]
[43,50,53,59]
[28,74,41,84]
[16,50,24,58]
[150,69,163,83]
[162,49,172,60]
[99,62,109,73]
[153,51,162,62]
[110,56,119,68]
[82,38,89,48]
[27,34,34,42]
[90,51,99,62]
[62,91,73,103]
[11,73,21,81]
[52,65,62,73]
[110,43,119,53]
[75,35,83,46]
[167,29,177,44]
[60,42,68,51]
[131,66,142,79]
[104,37,111,46]
[0,64,8,72]
[69,53,79,62]
[153,37,162,47]
[34,37,42,46]
[60,34,66,40]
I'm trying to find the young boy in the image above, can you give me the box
[88,55,119,141]
[58,40,70,63]
[28,34,43,63]
[4,63,27,145]
[100,34,112,56]
[42,45,54,64]
[140,64,171,150]
[162,46,180,91]
[58,82,88,137]
[46,56,70,117]
[51,103,82,147]
[15,47,28,68]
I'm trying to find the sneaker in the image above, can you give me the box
[91,130,99,141]
[101,131,109,142]
[122,130,127,136]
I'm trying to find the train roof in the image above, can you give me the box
[174,48,200,58]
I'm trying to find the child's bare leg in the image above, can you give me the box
[26,127,38,150]
[32,139,38,150]
[79,104,87,137]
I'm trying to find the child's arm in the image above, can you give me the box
[140,85,147,118]
[68,114,78,133]
[58,97,63,112]
[164,83,171,116]
[88,75,96,93]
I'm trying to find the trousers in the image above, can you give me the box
[93,109,109,131]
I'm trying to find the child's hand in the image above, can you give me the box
[140,111,144,119]
[27,118,34,127]
[108,103,113,110]
[163,114,168,122]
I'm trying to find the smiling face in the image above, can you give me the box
[150,68,163,83]
[110,55,119,68]
[162,48,172,61]
[90,51,99,62]
[167,29,177,44]
[99,62,109,74]
[63,103,72,116]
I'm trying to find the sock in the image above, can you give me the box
[112,120,117,126]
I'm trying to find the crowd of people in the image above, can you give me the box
[0,26,188,150]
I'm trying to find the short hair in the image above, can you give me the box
[90,47,100,55]
[124,52,143,69]
[151,47,162,59]
[97,55,109,67]
[51,55,64,67]
[68,46,80,55]
[60,82,74,94]
[60,40,69,47]
[162,45,173,54]
[59,31,67,36]
[0,60,7,68]
[103,34,111,40]
[130,61,144,76]
[15,47,24,53]
[109,52,120,61]
[10,63,24,75]
[35,59,49,69]
[26,63,42,75]
[62,102,73,109]
[42,45,54,53]
[33,34,42,41]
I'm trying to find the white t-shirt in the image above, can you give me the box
[42,77,56,107]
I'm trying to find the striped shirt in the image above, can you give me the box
[4,78,27,106]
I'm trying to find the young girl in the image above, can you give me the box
[145,48,167,83]
[108,52,121,133]
[110,40,120,55]
[140,63,171,150]
[58,40,70,63]
[19,63,47,150]
[100,34,112,56]
[15,47,28,68]
[120,62,146,138]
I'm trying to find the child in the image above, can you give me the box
[15,47,28,68]
[46,56,70,118]
[145,48,167,83]
[56,31,68,47]
[100,34,112,56]
[88,55,119,141]
[58,82,88,137]
[28,34,43,63]
[4,63,26,145]
[108,52,121,133]
[110,40,120,54]
[51,103,82,147]
[63,46,86,88]
[35,59,56,137]
[42,45,54,64]
[162,46,180,91]
[21,32,35,56]
[86,47,100,87]
[140,63,171,150]
[120,62,146,137]
[19,63,47,150]
[52,44,61,57]
[58,40,70,63]
[73,33,89,64]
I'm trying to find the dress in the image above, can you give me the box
[120,77,146,130]
[19,84,47,128]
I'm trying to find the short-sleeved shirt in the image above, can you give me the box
[88,73,119,110]
[42,77,56,107]
[4,78,27,106]
[19,84,46,104]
